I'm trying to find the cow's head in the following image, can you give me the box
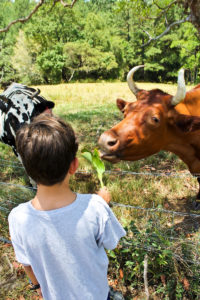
[30,90,55,117]
[98,66,187,163]
[0,83,55,152]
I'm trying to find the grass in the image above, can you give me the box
[0,81,199,299]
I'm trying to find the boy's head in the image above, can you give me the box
[16,114,78,186]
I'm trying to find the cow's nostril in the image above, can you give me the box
[108,140,117,147]
[98,131,119,151]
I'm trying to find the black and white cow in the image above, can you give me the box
[0,82,55,158]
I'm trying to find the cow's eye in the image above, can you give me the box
[122,110,127,118]
[152,116,159,123]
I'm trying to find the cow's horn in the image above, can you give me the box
[171,69,186,106]
[127,65,144,96]
[30,89,40,99]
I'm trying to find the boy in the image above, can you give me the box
[8,114,126,300]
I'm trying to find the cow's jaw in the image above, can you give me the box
[99,142,161,163]
[99,150,121,163]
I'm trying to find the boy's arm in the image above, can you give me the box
[97,187,111,204]
[95,191,126,249]
[23,265,43,298]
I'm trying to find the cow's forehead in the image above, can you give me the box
[11,95,34,112]
[127,100,162,109]
[136,89,171,103]
[124,101,168,119]
[0,82,54,157]
[2,82,45,105]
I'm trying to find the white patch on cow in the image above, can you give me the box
[9,97,34,123]
[9,124,16,138]
[17,154,22,163]
[0,110,5,138]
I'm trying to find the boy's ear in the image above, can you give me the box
[69,157,79,175]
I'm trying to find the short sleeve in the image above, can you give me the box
[8,213,30,266]
[96,204,126,250]
[11,239,30,266]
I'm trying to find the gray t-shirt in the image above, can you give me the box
[8,193,126,300]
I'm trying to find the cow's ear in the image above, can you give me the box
[116,98,127,112]
[46,101,55,109]
[173,113,200,132]
[36,101,55,113]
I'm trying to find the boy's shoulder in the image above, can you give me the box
[79,193,110,214]
[8,194,110,222]
[80,193,109,207]
[8,201,30,221]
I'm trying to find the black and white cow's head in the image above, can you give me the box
[0,83,55,156]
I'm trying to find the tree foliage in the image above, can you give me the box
[0,0,200,85]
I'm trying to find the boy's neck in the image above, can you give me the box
[32,178,76,211]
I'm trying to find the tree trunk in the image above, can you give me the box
[183,0,200,37]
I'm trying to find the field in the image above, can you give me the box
[0,82,200,299]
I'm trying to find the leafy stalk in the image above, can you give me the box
[81,148,105,188]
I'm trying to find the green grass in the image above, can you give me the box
[0,82,199,299]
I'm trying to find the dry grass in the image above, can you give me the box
[34,81,194,106]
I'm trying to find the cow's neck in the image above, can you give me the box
[163,133,200,174]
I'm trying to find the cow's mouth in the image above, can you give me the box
[100,148,152,163]
[99,151,121,163]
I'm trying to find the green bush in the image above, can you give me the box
[108,218,200,299]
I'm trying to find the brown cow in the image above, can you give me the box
[98,66,200,209]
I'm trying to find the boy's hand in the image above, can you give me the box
[97,187,111,204]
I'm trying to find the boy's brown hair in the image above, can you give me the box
[16,114,78,186]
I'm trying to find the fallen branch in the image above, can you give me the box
[144,254,149,300]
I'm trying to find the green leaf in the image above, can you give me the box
[81,148,105,187]
[92,149,105,173]
[107,250,116,258]
[81,151,93,164]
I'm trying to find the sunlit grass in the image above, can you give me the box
[33,81,194,105]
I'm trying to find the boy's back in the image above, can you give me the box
[8,114,126,300]
[9,193,125,300]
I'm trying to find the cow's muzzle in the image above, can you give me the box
[98,131,121,163]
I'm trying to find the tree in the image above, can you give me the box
[0,0,32,84]
[170,22,200,83]
[181,0,200,36]
[63,41,118,80]
[0,0,200,85]
[0,0,200,49]
[134,0,200,46]
[0,0,78,33]
[12,31,43,84]
[37,44,65,83]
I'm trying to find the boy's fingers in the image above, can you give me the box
[97,187,111,204]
